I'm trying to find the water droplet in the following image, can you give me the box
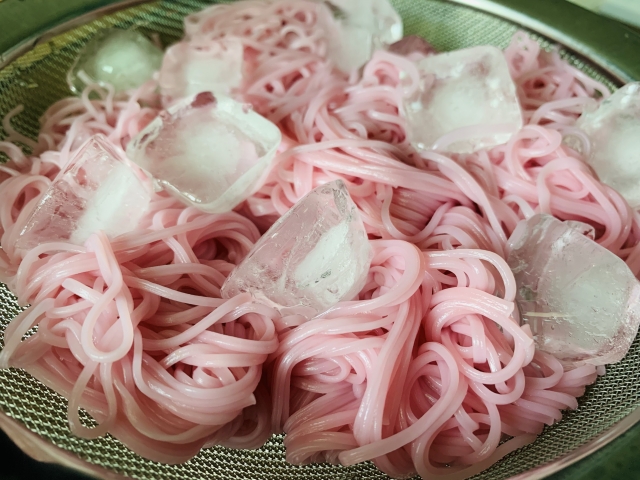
[17,79,38,89]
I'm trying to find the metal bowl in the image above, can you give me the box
[1,1,639,478]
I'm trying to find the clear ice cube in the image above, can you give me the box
[403,46,523,154]
[126,92,281,214]
[318,0,402,72]
[221,180,372,319]
[159,38,244,105]
[68,29,163,93]
[16,134,151,250]
[576,82,640,208]
[507,213,640,367]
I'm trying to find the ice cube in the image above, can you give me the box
[68,29,163,93]
[159,38,244,105]
[126,92,281,214]
[507,214,640,367]
[16,134,151,250]
[403,46,523,154]
[564,220,596,240]
[576,82,640,208]
[318,0,402,72]
[221,180,372,319]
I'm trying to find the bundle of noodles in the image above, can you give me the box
[0,86,279,462]
[188,0,640,268]
[270,244,596,478]
[178,2,626,475]
[183,0,469,235]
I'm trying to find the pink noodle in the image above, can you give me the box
[0,0,627,476]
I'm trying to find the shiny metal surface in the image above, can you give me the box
[0,1,639,479]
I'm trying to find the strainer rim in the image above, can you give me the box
[0,1,639,479]
[449,0,640,83]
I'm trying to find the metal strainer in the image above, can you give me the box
[1,1,640,478]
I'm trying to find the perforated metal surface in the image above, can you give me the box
[0,1,634,479]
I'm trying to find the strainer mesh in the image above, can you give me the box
[0,1,636,479]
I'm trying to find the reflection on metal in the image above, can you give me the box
[450,0,640,83]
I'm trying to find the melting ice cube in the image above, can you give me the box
[318,0,402,72]
[127,92,281,214]
[159,38,244,105]
[68,29,163,93]
[221,180,372,319]
[403,46,523,154]
[507,214,640,367]
[576,82,640,208]
[16,134,151,250]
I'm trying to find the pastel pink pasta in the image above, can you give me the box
[0,1,632,477]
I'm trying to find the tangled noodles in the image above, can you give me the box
[0,1,635,477]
